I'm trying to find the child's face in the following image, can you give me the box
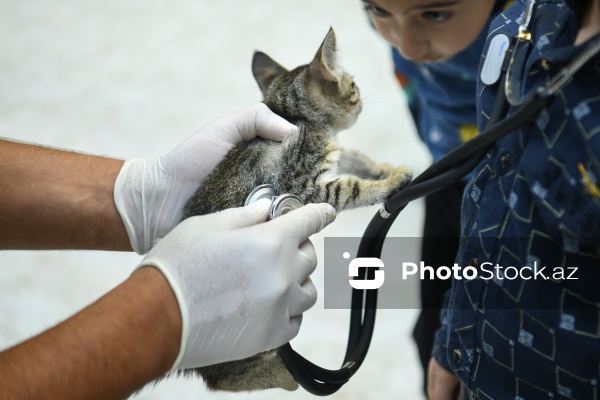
[364,0,496,63]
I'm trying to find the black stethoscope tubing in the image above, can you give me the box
[280,35,600,397]
[279,79,543,396]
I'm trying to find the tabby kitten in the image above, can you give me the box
[181,28,412,392]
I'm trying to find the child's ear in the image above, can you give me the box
[309,27,338,82]
[252,51,288,97]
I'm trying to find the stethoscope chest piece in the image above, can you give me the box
[245,184,304,220]
[244,184,278,206]
[269,194,303,219]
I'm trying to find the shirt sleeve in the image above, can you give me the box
[432,289,452,371]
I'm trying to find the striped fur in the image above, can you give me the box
[181,28,412,392]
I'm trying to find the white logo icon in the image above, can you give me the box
[347,256,385,290]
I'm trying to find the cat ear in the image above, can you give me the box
[252,51,288,97]
[310,27,338,82]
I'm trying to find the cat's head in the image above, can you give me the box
[252,28,361,133]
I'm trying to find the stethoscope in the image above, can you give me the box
[246,3,600,394]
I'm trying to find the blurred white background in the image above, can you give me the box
[0,1,432,399]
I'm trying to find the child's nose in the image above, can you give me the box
[391,28,429,62]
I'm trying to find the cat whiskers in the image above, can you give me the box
[358,92,404,110]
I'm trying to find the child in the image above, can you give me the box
[363,0,510,393]
[428,0,600,398]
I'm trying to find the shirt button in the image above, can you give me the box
[540,59,551,70]
[452,348,463,365]
[500,154,511,170]
[469,257,479,269]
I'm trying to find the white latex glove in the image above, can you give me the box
[114,103,298,254]
[137,199,336,371]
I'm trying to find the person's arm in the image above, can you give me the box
[0,200,335,398]
[0,104,297,253]
[0,266,180,400]
[428,292,460,399]
[0,139,131,251]
[427,357,461,400]
[0,103,325,399]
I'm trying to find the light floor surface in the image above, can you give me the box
[0,1,433,399]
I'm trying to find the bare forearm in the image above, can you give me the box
[0,267,181,400]
[0,139,131,250]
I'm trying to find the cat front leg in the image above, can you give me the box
[316,166,412,212]
[338,148,395,179]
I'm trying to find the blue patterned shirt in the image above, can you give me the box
[434,1,600,398]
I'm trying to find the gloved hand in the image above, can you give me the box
[114,103,298,254]
[137,199,336,371]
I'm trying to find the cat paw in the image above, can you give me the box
[373,162,395,179]
[387,166,413,194]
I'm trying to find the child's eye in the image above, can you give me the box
[423,11,450,23]
[364,4,391,17]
